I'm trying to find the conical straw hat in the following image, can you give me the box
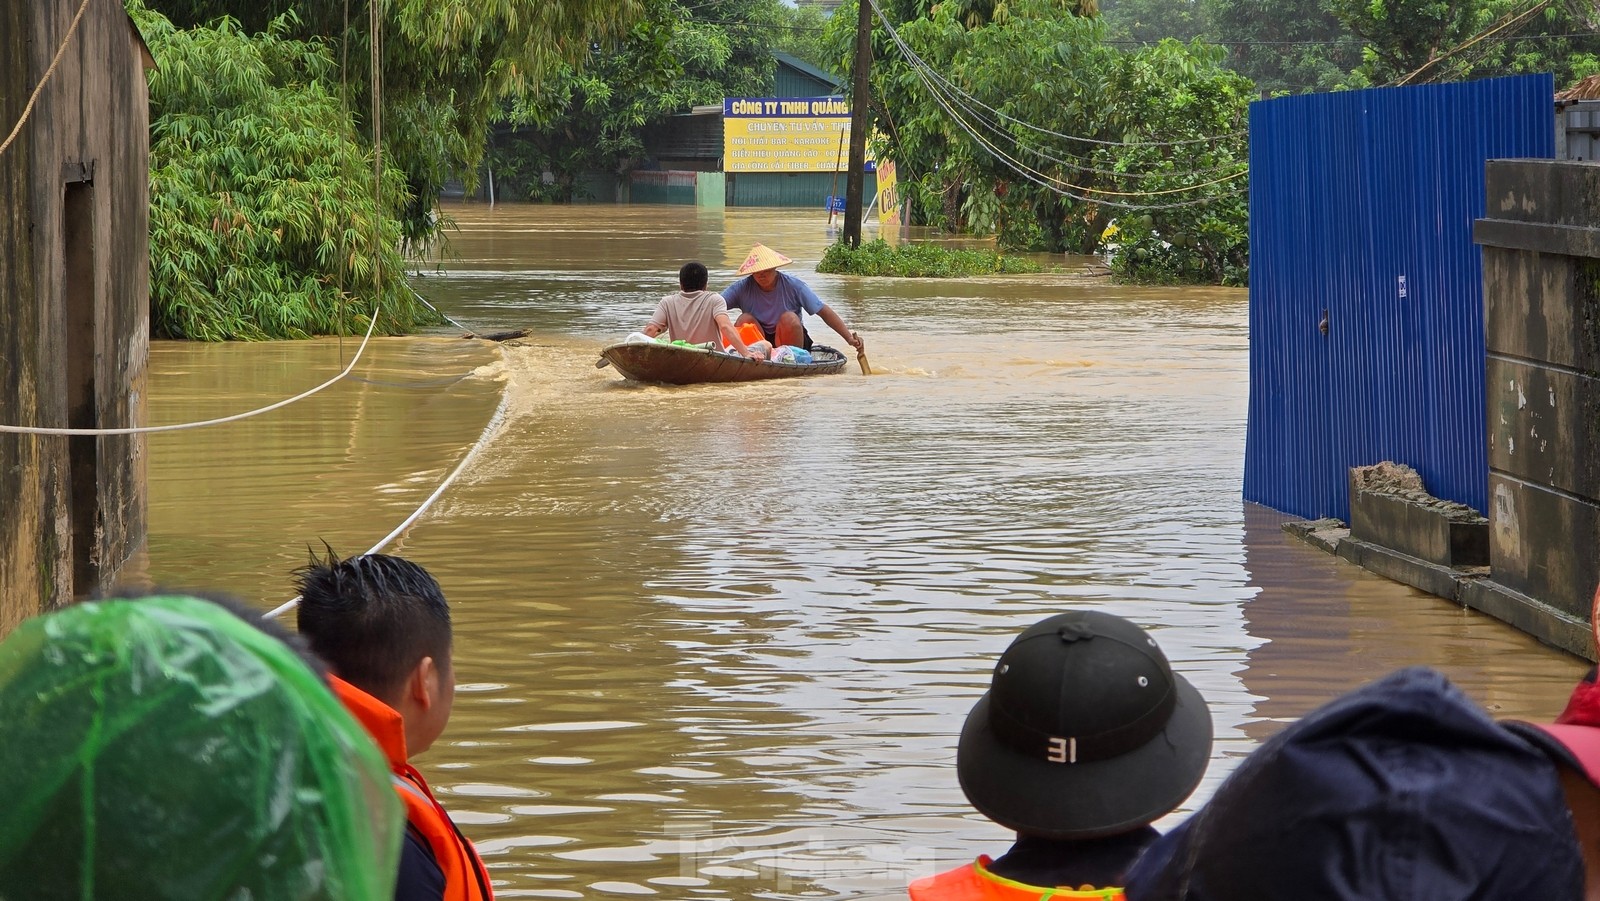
[735,243,793,276]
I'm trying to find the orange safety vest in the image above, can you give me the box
[330,675,495,901]
[908,857,1125,901]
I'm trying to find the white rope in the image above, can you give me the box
[0,0,93,158]
[406,281,473,332]
[261,382,509,620]
[0,309,382,436]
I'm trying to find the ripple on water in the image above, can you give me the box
[141,206,1587,900]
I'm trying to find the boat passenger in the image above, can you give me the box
[296,551,495,901]
[720,243,866,354]
[910,611,1213,901]
[641,261,763,360]
[1124,665,1600,900]
[0,592,402,897]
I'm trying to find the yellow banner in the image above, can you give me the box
[877,160,901,226]
[723,96,858,173]
[724,117,851,173]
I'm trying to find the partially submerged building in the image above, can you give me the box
[0,0,153,633]
[638,52,878,207]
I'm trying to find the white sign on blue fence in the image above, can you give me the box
[1398,275,1408,298]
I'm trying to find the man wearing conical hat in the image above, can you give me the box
[720,243,866,353]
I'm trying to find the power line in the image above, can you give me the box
[868,0,1246,208]
[890,39,1249,186]
[870,2,1246,149]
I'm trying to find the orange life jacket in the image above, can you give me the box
[908,857,1125,901]
[330,675,495,901]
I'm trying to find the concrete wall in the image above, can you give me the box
[1471,159,1600,655]
[0,0,150,634]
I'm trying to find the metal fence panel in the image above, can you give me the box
[1243,74,1555,521]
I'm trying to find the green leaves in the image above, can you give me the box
[130,1,437,340]
[488,0,825,202]
[854,0,1249,282]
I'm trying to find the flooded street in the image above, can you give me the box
[141,205,1584,899]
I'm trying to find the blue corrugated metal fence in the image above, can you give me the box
[1243,74,1555,522]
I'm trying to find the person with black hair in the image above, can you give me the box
[640,260,764,359]
[295,551,494,901]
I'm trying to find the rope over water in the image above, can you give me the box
[261,381,510,620]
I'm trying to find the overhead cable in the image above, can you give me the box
[867,0,1247,206]
[887,31,1248,185]
[866,0,1246,149]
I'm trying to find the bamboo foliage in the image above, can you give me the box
[130,3,435,340]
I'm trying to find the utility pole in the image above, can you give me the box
[844,0,873,248]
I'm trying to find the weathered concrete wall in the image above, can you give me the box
[1472,159,1600,656]
[0,0,150,634]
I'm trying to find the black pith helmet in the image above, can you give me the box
[956,610,1214,840]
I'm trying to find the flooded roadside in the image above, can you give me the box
[140,204,1584,898]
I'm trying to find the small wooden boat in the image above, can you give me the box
[598,341,849,385]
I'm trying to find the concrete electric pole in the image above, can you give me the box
[844,0,873,248]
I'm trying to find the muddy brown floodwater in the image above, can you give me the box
[137,204,1585,899]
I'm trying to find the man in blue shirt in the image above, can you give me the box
[721,243,866,353]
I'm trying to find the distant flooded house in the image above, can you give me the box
[0,0,154,633]
[637,52,877,208]
[476,51,877,209]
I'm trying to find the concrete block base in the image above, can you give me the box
[1283,520,1593,661]
[1335,537,1485,602]
[1459,580,1596,660]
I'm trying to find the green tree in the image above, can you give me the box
[1325,0,1600,86]
[1326,0,1486,84]
[846,0,1250,282]
[128,3,431,340]
[488,0,815,201]
[143,0,646,237]
[772,3,841,73]
[1204,0,1359,93]
[1101,0,1208,44]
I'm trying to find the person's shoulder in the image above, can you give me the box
[394,828,447,901]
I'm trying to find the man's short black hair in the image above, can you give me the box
[292,549,452,701]
[679,261,709,292]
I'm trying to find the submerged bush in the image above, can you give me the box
[817,239,1043,277]
[130,3,437,340]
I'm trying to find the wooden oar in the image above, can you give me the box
[856,346,872,375]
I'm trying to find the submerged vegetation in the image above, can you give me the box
[818,240,1043,277]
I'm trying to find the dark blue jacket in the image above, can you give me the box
[1126,667,1583,901]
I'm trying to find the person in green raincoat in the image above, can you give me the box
[0,593,403,899]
